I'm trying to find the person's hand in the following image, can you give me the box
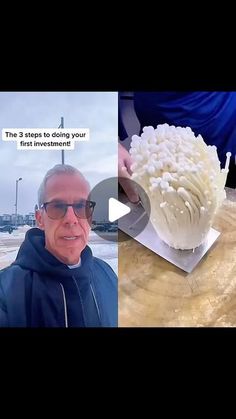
[118,142,139,203]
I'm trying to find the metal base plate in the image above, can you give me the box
[118,197,220,273]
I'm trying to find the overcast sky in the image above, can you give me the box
[0,92,117,215]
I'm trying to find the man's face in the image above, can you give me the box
[36,173,91,265]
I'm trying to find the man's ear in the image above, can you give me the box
[35,210,45,230]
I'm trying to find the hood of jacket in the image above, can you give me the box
[12,227,94,278]
[0,228,118,327]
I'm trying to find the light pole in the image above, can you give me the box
[58,116,64,164]
[15,177,22,228]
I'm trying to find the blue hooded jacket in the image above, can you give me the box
[0,228,118,327]
[119,92,236,166]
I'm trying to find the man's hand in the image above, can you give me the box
[118,142,139,203]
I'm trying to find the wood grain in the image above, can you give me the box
[119,188,236,326]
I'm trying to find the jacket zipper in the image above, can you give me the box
[90,282,101,323]
[72,276,101,326]
[59,283,68,328]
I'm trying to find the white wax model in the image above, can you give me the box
[130,124,231,250]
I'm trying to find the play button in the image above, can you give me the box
[109,198,130,222]
[88,177,151,242]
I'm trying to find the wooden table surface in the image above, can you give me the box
[118,188,236,327]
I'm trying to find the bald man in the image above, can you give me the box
[0,164,117,327]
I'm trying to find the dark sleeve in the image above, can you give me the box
[0,306,8,327]
[0,282,8,327]
[118,92,128,141]
[93,258,118,327]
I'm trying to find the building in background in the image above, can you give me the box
[0,212,36,227]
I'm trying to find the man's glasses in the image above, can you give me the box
[40,200,96,220]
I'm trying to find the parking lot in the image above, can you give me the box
[0,227,118,273]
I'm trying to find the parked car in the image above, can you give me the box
[0,225,13,234]
[93,225,106,232]
[107,226,117,232]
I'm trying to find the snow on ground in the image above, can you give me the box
[89,233,118,273]
[0,227,118,274]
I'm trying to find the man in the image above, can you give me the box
[0,164,118,327]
